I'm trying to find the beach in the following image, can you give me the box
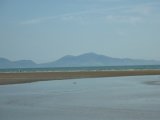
[1,70,160,85]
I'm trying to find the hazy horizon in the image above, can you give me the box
[0,0,160,63]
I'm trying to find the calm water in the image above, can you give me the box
[0,75,160,120]
[0,65,160,73]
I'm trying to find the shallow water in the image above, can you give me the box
[0,75,160,120]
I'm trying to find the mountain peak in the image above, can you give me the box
[80,52,98,56]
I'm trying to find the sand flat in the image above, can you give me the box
[1,70,160,85]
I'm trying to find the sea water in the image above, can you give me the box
[0,65,160,73]
[0,75,160,120]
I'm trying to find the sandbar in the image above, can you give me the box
[0,70,160,85]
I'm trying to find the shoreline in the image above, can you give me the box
[0,70,160,85]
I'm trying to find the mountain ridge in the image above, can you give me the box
[0,53,160,68]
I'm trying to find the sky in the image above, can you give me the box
[0,0,160,63]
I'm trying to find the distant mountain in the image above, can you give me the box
[0,58,37,68]
[43,53,160,67]
[0,53,160,68]
[13,60,37,68]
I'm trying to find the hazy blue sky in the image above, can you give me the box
[0,0,160,63]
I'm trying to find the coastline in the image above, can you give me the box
[0,70,160,85]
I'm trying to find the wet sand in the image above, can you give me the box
[1,70,160,85]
